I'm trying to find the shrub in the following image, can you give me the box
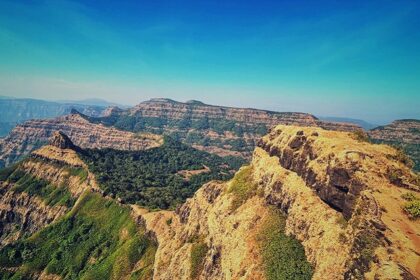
[394,148,414,169]
[404,200,420,219]
[227,166,257,211]
[190,239,208,279]
[352,130,370,143]
[258,208,313,280]
[401,192,417,201]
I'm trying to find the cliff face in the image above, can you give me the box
[94,98,361,159]
[369,120,420,144]
[369,120,420,172]
[131,98,360,131]
[0,126,419,279]
[0,97,107,137]
[0,113,163,167]
[0,133,97,248]
[133,125,419,280]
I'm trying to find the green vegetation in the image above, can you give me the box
[86,113,268,158]
[0,163,18,181]
[0,192,156,280]
[227,165,258,211]
[401,192,420,219]
[354,232,380,276]
[258,208,313,280]
[190,239,208,279]
[66,166,89,183]
[372,139,419,172]
[80,137,244,210]
[4,168,75,208]
[393,147,415,169]
[352,130,370,143]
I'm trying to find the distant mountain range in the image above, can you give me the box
[55,98,130,108]
[0,96,108,137]
[318,116,378,130]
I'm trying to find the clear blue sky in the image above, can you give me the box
[0,0,419,123]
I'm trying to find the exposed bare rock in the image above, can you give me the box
[369,119,420,144]
[0,185,67,248]
[130,125,419,280]
[100,106,124,117]
[49,131,78,150]
[97,98,360,159]
[0,142,98,248]
[0,113,163,167]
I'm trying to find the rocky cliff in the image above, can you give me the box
[0,125,419,279]
[369,119,420,144]
[130,125,419,280]
[0,113,163,167]
[91,98,361,159]
[369,119,420,171]
[0,132,97,248]
[0,97,107,137]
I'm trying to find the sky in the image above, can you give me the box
[0,0,419,124]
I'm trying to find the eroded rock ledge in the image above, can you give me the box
[134,125,419,280]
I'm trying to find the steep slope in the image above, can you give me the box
[0,131,96,248]
[0,97,107,137]
[0,132,156,279]
[132,125,419,280]
[89,98,361,159]
[369,119,420,171]
[0,113,163,167]
[1,125,419,280]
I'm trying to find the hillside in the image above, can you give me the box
[0,133,156,279]
[1,126,418,279]
[369,120,420,171]
[0,97,107,137]
[87,98,361,158]
[0,99,362,169]
[0,113,163,168]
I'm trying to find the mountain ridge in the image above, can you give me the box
[1,125,418,279]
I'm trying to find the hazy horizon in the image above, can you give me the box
[1,0,419,124]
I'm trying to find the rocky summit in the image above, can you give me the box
[0,125,418,279]
[49,131,78,150]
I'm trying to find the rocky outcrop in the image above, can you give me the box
[0,97,107,138]
[0,184,67,248]
[131,125,419,280]
[0,137,98,248]
[130,98,360,131]
[369,119,420,144]
[91,98,361,159]
[368,119,420,172]
[0,113,163,167]
[49,131,78,150]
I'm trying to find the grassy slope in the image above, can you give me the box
[0,192,156,280]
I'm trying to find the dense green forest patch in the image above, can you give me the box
[0,192,156,280]
[80,137,244,209]
[257,208,313,280]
